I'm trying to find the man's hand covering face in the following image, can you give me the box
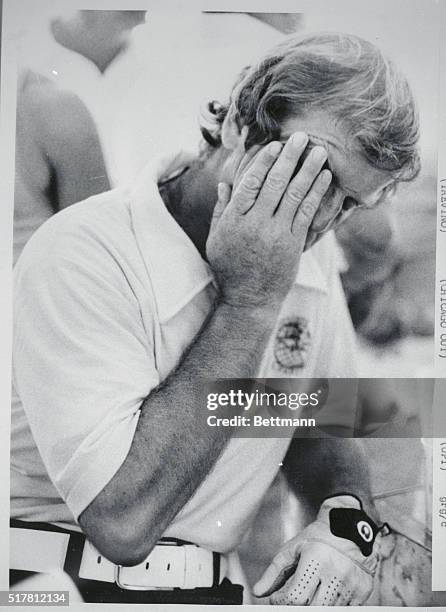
[253,495,385,606]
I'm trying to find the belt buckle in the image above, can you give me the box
[114,541,181,591]
[114,564,174,591]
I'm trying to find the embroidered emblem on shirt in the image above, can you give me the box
[274,317,311,372]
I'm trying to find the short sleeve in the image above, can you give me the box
[13,217,159,519]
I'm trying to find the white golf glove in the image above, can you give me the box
[253,495,387,606]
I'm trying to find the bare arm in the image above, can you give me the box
[80,301,278,565]
[282,438,378,522]
[33,82,110,208]
[79,134,334,565]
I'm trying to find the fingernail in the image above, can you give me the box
[268,141,282,155]
[321,169,332,184]
[291,132,308,147]
[311,146,327,162]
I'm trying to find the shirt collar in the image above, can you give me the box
[297,247,330,294]
[128,155,328,324]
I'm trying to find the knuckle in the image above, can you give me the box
[270,225,284,243]
[265,172,288,191]
[299,199,319,221]
[287,186,306,204]
[241,172,263,192]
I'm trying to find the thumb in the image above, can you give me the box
[252,548,299,598]
[211,182,232,226]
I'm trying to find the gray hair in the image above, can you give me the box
[200,32,420,181]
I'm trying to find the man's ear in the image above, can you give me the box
[221,104,248,151]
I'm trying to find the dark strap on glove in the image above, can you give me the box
[329,507,388,556]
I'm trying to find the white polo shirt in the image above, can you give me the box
[11,158,357,553]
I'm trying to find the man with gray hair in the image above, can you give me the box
[11,32,419,604]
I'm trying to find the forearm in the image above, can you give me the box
[79,300,279,564]
[282,438,377,520]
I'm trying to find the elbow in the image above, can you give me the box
[79,511,159,567]
[101,535,153,567]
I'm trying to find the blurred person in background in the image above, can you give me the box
[13,68,110,264]
[50,10,147,74]
[336,206,401,345]
[46,10,148,184]
[14,10,149,265]
[336,202,434,348]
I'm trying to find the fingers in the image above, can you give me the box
[209,182,232,233]
[304,186,343,250]
[215,182,232,218]
[232,144,263,190]
[230,134,330,227]
[269,560,321,606]
[252,547,300,598]
[347,585,373,607]
[231,141,283,214]
[335,589,354,607]
[309,183,344,234]
[277,145,329,220]
[303,230,323,251]
[291,169,332,239]
[309,579,340,606]
[310,579,369,607]
[254,132,309,214]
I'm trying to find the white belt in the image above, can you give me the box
[10,528,227,590]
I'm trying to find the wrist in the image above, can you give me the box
[321,493,379,523]
[321,494,362,510]
[217,297,281,326]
